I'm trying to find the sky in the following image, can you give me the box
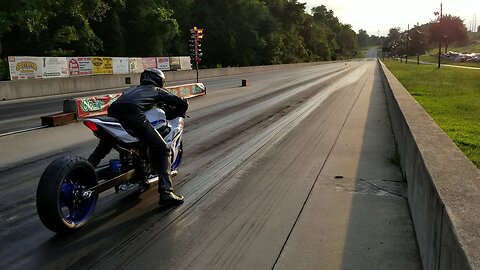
[304,0,480,36]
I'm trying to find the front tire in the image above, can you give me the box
[36,156,98,233]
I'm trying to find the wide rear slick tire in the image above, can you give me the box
[36,155,98,234]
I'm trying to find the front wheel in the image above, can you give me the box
[36,156,98,233]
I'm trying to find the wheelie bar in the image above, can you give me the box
[82,169,161,198]
[83,169,136,198]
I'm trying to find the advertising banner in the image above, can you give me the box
[142,57,157,69]
[113,57,130,74]
[42,57,68,78]
[166,83,206,98]
[169,57,180,71]
[129,58,143,73]
[179,56,192,70]
[68,57,93,76]
[92,57,113,75]
[156,57,170,70]
[8,56,43,80]
[74,93,122,118]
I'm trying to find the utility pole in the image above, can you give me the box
[475,14,477,40]
[438,3,442,69]
[406,24,409,64]
[415,22,420,65]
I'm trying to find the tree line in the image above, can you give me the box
[381,15,469,57]
[356,14,471,59]
[0,0,359,79]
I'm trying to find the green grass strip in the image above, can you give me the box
[383,60,480,168]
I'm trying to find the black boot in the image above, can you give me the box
[157,154,184,206]
[159,190,184,206]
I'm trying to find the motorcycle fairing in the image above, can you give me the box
[84,107,169,144]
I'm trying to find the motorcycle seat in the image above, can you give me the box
[95,116,118,123]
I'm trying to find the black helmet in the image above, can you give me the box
[140,68,166,88]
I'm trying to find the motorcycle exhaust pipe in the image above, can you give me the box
[147,176,159,186]
[145,170,177,188]
[138,176,159,193]
[142,171,176,192]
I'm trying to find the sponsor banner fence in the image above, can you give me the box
[129,58,143,73]
[169,56,192,71]
[65,83,206,118]
[42,57,68,78]
[179,56,192,70]
[9,55,182,80]
[157,57,170,70]
[92,57,113,75]
[113,57,130,74]
[142,57,157,69]
[8,56,43,80]
[68,57,93,76]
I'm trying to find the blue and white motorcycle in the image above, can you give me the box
[36,103,186,233]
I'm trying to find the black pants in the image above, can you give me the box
[89,103,173,193]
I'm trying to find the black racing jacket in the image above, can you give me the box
[112,85,187,112]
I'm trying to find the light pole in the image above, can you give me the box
[415,22,420,65]
[392,42,398,61]
[413,22,426,66]
[406,24,410,64]
[435,3,443,68]
[399,37,406,62]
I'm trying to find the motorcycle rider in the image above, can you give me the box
[88,67,187,206]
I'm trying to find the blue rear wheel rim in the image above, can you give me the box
[59,176,96,225]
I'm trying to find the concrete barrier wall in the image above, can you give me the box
[0,73,140,100]
[379,60,480,269]
[0,62,319,101]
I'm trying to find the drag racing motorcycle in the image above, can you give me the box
[36,103,186,233]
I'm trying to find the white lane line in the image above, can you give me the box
[0,125,49,137]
